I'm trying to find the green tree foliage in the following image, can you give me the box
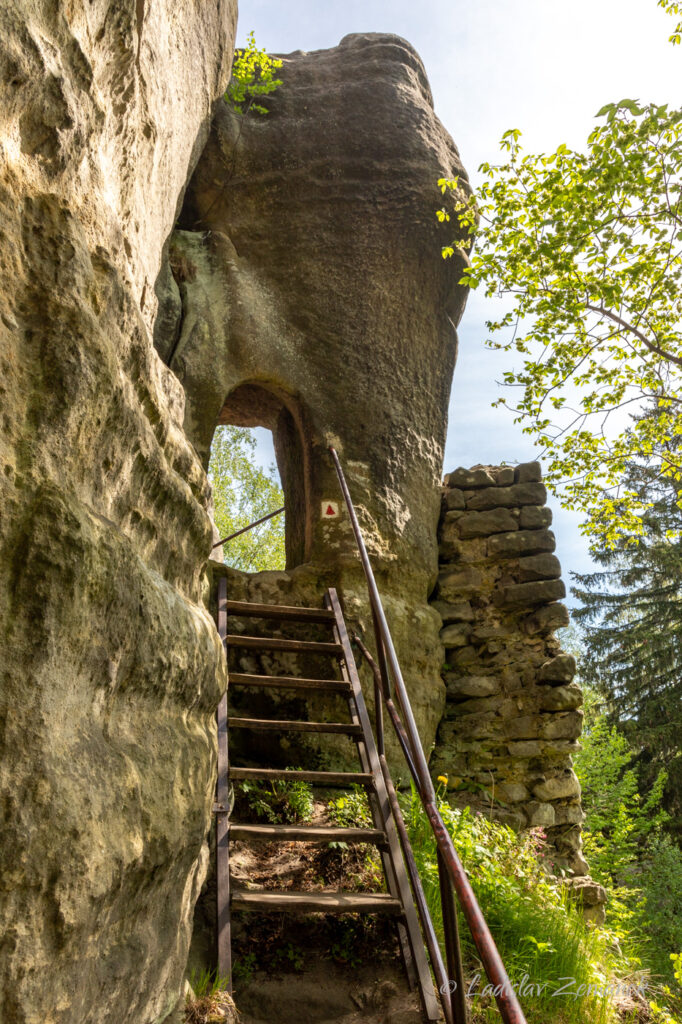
[572,645,680,986]
[208,425,285,572]
[225,31,283,115]
[572,433,682,832]
[440,59,682,545]
[640,835,682,977]
[660,0,682,45]
[576,708,668,886]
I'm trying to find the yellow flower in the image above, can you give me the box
[437,775,448,784]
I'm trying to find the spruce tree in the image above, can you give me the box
[572,436,682,833]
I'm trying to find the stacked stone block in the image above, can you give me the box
[430,462,588,876]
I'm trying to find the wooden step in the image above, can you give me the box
[229,673,350,693]
[226,635,344,656]
[229,767,374,786]
[226,600,336,624]
[229,823,388,846]
[231,889,402,915]
[229,717,362,736]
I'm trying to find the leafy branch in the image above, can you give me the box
[225,31,283,116]
[439,97,682,548]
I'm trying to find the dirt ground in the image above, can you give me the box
[234,956,426,1024]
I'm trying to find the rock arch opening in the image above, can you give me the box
[213,382,313,571]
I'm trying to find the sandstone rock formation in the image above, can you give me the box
[0,6,595,1018]
[154,33,472,759]
[431,463,588,875]
[0,3,236,1021]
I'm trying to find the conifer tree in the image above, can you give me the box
[572,429,682,831]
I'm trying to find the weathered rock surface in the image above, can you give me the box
[0,3,236,1022]
[565,876,608,926]
[157,34,472,756]
[431,463,587,875]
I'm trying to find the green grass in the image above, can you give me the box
[400,783,625,1024]
[187,967,231,999]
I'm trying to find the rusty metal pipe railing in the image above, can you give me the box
[353,632,465,1024]
[329,446,528,1024]
[211,506,285,550]
[352,634,418,781]
[379,753,455,1024]
[438,848,467,1021]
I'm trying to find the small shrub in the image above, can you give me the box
[327,785,372,829]
[329,918,366,968]
[236,774,313,824]
[639,836,682,980]
[271,941,305,973]
[225,31,283,116]
[185,970,239,1024]
[232,951,258,985]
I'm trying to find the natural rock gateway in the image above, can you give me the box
[155,32,472,764]
[0,7,593,1024]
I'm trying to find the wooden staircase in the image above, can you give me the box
[215,579,441,1022]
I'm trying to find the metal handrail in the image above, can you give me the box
[211,506,285,550]
[329,446,528,1024]
[354,633,457,1024]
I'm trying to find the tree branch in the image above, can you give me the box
[585,303,682,369]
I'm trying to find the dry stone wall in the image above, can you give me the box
[430,463,588,876]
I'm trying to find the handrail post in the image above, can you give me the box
[373,665,385,757]
[329,446,528,1024]
[438,850,468,1023]
[371,608,392,698]
[380,756,455,1024]
[353,634,417,780]
[215,576,232,991]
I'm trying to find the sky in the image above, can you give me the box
[236,0,680,595]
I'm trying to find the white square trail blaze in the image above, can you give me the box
[321,501,339,518]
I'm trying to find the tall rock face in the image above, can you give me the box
[0,4,236,1022]
[157,34,472,757]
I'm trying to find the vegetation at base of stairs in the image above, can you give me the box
[327,784,374,829]
[401,780,682,1024]
[185,970,239,1023]
[230,911,399,991]
[233,773,314,824]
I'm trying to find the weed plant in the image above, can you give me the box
[234,774,314,824]
[400,782,627,1024]
[327,785,373,829]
